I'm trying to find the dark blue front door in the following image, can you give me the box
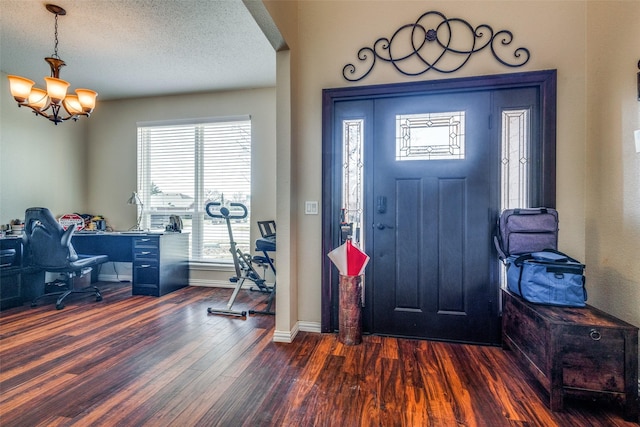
[370,91,496,343]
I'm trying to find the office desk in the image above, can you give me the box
[72,232,189,297]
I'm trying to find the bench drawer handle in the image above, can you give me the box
[589,329,601,341]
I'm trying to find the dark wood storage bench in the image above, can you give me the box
[502,289,639,422]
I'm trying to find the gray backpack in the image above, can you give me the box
[494,208,558,261]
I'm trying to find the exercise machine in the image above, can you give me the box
[205,202,276,317]
[249,220,276,315]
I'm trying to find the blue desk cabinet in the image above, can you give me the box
[71,232,189,297]
[132,233,189,296]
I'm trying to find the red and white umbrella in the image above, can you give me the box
[328,239,370,276]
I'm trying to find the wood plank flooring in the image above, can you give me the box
[0,283,637,426]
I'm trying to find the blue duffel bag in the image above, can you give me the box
[506,249,587,307]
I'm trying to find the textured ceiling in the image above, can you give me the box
[0,0,278,101]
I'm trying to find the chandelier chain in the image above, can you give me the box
[52,12,60,59]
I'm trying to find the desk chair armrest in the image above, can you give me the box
[60,224,76,249]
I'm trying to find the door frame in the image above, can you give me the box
[321,70,557,333]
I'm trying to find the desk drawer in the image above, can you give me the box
[134,248,159,260]
[133,236,159,262]
[133,236,159,249]
[134,261,159,284]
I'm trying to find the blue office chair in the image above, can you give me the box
[23,207,109,310]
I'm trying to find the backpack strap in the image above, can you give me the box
[494,235,507,262]
[537,248,581,265]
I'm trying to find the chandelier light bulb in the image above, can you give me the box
[76,88,98,112]
[27,88,49,111]
[44,77,70,105]
[63,95,83,115]
[7,75,35,102]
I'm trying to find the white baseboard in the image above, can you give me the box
[273,322,299,343]
[298,321,322,333]
[273,321,322,343]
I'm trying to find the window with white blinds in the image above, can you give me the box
[137,116,252,262]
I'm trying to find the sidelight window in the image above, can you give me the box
[500,109,530,210]
[499,108,531,287]
[342,119,364,244]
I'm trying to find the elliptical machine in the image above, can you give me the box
[205,202,275,317]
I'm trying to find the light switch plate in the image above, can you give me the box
[635,129,640,153]
[305,201,319,215]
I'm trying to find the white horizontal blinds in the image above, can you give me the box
[137,118,251,262]
[202,121,251,199]
[201,121,252,261]
[141,125,195,206]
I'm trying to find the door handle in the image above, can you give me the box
[373,223,394,230]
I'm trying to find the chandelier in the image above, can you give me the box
[7,4,97,125]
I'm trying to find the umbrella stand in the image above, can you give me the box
[338,274,363,345]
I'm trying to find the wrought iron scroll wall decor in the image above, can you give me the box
[342,10,531,82]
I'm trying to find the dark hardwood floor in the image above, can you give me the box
[0,282,637,426]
